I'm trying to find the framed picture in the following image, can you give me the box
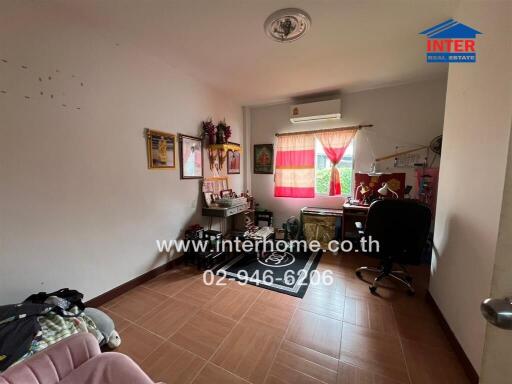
[220,189,232,198]
[179,134,203,179]
[254,144,274,174]
[203,177,228,194]
[145,129,176,169]
[227,143,241,174]
[203,192,214,207]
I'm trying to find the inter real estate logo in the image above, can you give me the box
[420,19,482,63]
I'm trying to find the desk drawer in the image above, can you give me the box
[226,207,238,216]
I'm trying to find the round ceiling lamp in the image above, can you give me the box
[264,8,311,43]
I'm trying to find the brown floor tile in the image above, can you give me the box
[339,323,408,383]
[238,316,287,339]
[212,321,283,384]
[337,362,404,384]
[394,311,450,349]
[391,293,438,322]
[137,297,200,338]
[343,297,398,336]
[174,277,227,307]
[338,254,377,275]
[258,289,301,307]
[141,341,206,384]
[100,306,132,332]
[226,280,265,294]
[402,339,470,384]
[117,324,165,364]
[345,281,403,304]
[143,268,198,296]
[193,363,249,384]
[300,286,345,320]
[107,286,168,322]
[243,297,297,331]
[286,309,342,358]
[266,362,328,384]
[316,262,359,283]
[170,309,236,359]
[99,257,469,384]
[318,251,347,266]
[311,273,349,294]
[270,340,338,384]
[204,286,260,321]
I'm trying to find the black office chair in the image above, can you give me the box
[354,199,432,295]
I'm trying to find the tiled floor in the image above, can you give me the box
[102,252,470,384]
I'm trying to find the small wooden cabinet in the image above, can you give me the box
[300,207,343,249]
[341,203,369,241]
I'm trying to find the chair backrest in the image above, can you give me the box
[364,199,432,265]
[0,333,100,384]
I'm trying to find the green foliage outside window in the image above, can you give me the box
[315,167,352,196]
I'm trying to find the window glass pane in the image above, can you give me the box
[315,140,353,196]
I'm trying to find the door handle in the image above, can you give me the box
[481,297,512,330]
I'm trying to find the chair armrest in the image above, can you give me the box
[59,352,156,384]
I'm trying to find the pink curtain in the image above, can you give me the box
[274,134,315,198]
[315,129,357,196]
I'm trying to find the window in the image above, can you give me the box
[315,139,354,196]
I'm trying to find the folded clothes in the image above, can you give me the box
[16,306,103,365]
[0,303,54,372]
[0,288,103,372]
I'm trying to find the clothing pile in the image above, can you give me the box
[0,289,107,372]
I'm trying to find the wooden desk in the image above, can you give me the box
[341,203,370,241]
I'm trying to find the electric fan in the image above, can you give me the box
[284,216,300,240]
[430,135,442,155]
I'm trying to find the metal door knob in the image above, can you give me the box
[481,297,512,330]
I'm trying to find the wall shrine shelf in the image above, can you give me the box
[207,143,241,170]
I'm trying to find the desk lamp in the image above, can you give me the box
[378,183,399,199]
[355,182,371,205]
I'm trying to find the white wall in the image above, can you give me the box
[0,2,243,304]
[250,79,447,225]
[430,1,512,374]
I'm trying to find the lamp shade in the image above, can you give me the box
[377,183,389,196]
[378,183,399,198]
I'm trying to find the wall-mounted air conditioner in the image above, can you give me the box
[290,99,341,123]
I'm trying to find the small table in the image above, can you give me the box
[341,203,370,241]
[202,202,250,232]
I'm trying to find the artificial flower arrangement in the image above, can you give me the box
[202,118,231,145]
[201,118,216,144]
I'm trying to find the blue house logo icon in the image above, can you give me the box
[420,19,482,63]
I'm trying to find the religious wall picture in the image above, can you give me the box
[227,144,241,174]
[145,128,176,169]
[179,134,203,179]
[254,144,273,174]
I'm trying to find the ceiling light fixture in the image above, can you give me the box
[264,8,311,43]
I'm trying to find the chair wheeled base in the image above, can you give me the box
[355,263,415,295]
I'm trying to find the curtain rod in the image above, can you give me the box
[274,124,373,137]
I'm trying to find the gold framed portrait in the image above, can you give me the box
[145,128,176,169]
